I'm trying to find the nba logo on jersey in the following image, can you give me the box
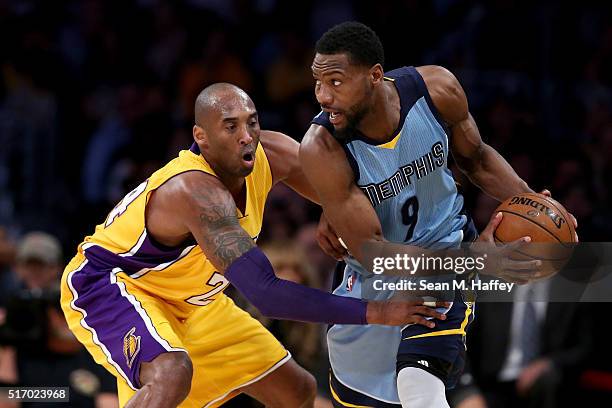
[346,274,354,292]
[123,327,141,368]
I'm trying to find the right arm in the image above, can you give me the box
[299,124,385,263]
[178,172,255,272]
[163,171,445,326]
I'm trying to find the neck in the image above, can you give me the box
[218,173,245,196]
[356,81,400,143]
[205,157,245,196]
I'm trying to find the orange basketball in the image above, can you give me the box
[494,193,577,279]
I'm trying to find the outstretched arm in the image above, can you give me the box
[418,65,532,201]
[169,171,444,326]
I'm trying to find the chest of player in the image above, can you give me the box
[345,108,460,243]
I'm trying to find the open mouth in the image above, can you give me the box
[242,152,254,162]
[329,110,343,125]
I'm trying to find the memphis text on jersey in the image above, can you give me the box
[359,142,445,207]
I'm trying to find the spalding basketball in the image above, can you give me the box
[494,193,577,279]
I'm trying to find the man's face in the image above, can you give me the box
[15,260,60,290]
[312,53,374,134]
[196,93,260,178]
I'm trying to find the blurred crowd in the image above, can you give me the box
[0,0,611,407]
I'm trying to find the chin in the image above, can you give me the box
[333,125,354,141]
[238,165,255,177]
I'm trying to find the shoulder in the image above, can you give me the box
[159,169,231,205]
[415,65,468,125]
[300,124,355,189]
[301,123,341,155]
[146,168,234,240]
[300,124,349,171]
[416,65,463,99]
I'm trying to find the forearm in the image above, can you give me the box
[225,247,367,324]
[322,201,386,264]
[465,144,532,201]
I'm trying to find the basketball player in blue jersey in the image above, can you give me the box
[300,22,577,408]
[61,82,451,408]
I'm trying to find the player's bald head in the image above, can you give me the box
[194,83,254,127]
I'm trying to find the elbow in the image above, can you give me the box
[373,226,385,242]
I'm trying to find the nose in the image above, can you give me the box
[315,83,333,107]
[238,126,253,146]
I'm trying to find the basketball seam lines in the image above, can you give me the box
[515,193,575,238]
[497,210,563,244]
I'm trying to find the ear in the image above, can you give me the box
[193,125,208,150]
[370,63,384,85]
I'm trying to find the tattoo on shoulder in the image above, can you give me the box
[198,201,255,270]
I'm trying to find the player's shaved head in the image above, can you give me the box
[194,83,253,127]
[192,83,260,179]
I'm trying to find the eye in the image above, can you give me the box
[226,124,236,132]
[332,79,342,86]
[249,117,258,126]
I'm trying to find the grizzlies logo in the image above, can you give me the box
[123,327,141,368]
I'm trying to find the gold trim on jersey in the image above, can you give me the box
[376,75,402,149]
[376,132,402,150]
[402,301,473,340]
[329,375,373,408]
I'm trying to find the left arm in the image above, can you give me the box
[418,65,532,201]
[260,130,321,204]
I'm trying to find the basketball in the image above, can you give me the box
[494,193,577,279]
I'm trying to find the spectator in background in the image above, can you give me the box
[0,232,118,408]
[296,222,338,288]
[0,228,16,307]
[466,281,593,408]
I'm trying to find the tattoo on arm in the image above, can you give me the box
[196,198,255,271]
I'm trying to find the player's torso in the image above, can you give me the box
[346,66,466,250]
[311,67,470,403]
[72,143,272,308]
